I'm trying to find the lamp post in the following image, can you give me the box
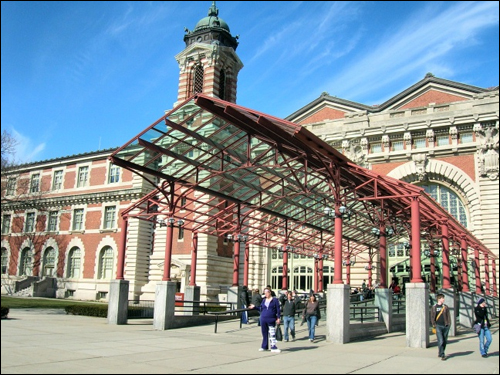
[324,205,349,285]
[227,233,248,287]
[158,217,185,281]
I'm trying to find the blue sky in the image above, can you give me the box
[2,1,498,164]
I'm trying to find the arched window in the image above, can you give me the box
[43,247,56,276]
[293,266,313,291]
[98,246,114,279]
[1,248,8,274]
[422,184,468,227]
[67,247,81,278]
[219,69,226,100]
[192,65,204,95]
[322,266,334,289]
[19,248,33,276]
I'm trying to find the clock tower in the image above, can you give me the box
[174,2,243,106]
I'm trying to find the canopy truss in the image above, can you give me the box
[110,94,495,262]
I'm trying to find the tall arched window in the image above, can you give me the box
[1,248,8,274]
[322,266,334,289]
[67,247,81,278]
[43,247,56,276]
[422,184,468,227]
[19,248,33,276]
[219,69,226,100]
[192,65,204,95]
[98,246,114,279]
[293,266,313,291]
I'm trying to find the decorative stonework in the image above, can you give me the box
[475,122,499,180]
[412,153,428,182]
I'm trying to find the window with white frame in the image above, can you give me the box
[6,178,16,196]
[103,206,116,229]
[72,209,84,231]
[47,211,58,232]
[370,143,382,153]
[108,164,120,184]
[25,212,36,232]
[292,266,314,292]
[392,140,404,151]
[52,170,63,190]
[423,184,468,228]
[1,215,11,235]
[98,246,114,279]
[30,174,40,193]
[436,135,449,146]
[77,166,89,188]
[20,248,33,276]
[460,133,473,144]
[414,138,426,149]
[67,247,81,278]
[1,248,8,274]
[43,247,56,276]
[178,226,184,240]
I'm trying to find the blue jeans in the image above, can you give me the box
[479,327,492,356]
[283,315,295,341]
[436,324,450,357]
[306,315,318,340]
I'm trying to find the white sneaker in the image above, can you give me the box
[271,348,281,353]
[258,348,266,352]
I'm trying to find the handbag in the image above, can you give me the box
[275,324,283,341]
[473,323,481,334]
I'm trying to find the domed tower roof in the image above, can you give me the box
[184,1,239,50]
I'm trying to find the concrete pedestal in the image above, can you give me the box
[326,284,350,344]
[107,280,129,325]
[184,286,201,316]
[406,282,429,348]
[228,286,240,310]
[375,288,392,332]
[153,281,176,330]
[458,291,475,328]
[442,288,456,336]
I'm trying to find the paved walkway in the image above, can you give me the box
[1,309,498,374]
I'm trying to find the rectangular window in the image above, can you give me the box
[1,215,11,234]
[6,178,16,196]
[48,211,58,232]
[108,165,120,184]
[52,170,63,190]
[370,143,382,153]
[414,138,426,149]
[460,133,473,144]
[77,166,89,188]
[103,206,116,229]
[392,141,404,151]
[30,174,40,193]
[436,135,449,146]
[25,212,36,232]
[72,209,84,231]
[178,227,184,240]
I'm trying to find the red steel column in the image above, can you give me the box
[484,254,490,296]
[441,221,451,289]
[282,246,289,290]
[319,256,324,292]
[460,236,469,292]
[429,241,437,293]
[163,221,174,281]
[333,213,343,284]
[492,259,498,297]
[379,223,387,288]
[189,231,198,286]
[410,197,423,283]
[232,236,240,287]
[116,216,128,280]
[474,247,481,294]
[243,242,250,288]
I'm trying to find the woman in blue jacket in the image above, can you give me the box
[250,287,281,353]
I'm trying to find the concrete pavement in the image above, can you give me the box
[1,309,498,374]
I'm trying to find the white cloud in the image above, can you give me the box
[11,128,46,164]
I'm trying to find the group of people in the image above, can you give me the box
[431,294,493,361]
[242,286,321,353]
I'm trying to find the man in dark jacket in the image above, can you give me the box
[430,293,451,360]
[240,286,250,324]
[282,291,300,341]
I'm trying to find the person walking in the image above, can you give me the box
[282,291,298,342]
[430,293,451,360]
[474,297,492,358]
[249,287,281,353]
[239,286,250,324]
[302,294,321,342]
[251,288,263,326]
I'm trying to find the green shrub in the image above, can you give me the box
[1,306,10,318]
[65,304,108,318]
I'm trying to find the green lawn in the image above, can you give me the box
[1,296,107,309]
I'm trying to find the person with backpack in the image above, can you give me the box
[430,293,451,360]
